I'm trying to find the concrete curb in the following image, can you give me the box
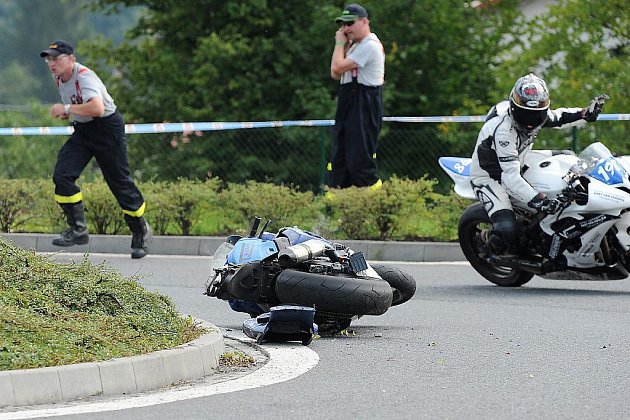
[0,233,465,262]
[0,320,225,408]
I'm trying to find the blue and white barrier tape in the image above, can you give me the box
[0,114,627,136]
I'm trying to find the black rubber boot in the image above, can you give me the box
[52,202,90,247]
[124,215,153,259]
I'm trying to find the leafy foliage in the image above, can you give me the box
[494,0,630,153]
[76,0,525,185]
[324,176,459,240]
[83,179,128,234]
[0,179,36,232]
[0,0,142,104]
[147,177,220,236]
[220,180,320,234]
[2,1,627,190]
[0,104,67,179]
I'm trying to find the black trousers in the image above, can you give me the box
[328,82,382,188]
[53,111,145,215]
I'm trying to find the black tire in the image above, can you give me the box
[274,269,393,316]
[371,263,416,306]
[458,203,534,287]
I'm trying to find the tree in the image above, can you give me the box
[494,0,630,153]
[81,0,524,187]
[0,0,142,104]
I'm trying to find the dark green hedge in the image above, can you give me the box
[0,177,469,241]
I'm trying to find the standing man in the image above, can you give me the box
[328,3,385,189]
[41,40,152,259]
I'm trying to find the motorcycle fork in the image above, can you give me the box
[260,262,282,305]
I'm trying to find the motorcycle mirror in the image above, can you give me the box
[258,219,272,238]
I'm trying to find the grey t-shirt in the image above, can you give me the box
[57,62,116,123]
[340,33,385,87]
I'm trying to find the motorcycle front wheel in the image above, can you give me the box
[458,203,534,287]
[274,269,393,316]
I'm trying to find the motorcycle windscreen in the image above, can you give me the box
[572,142,626,186]
[228,238,279,265]
[211,242,234,271]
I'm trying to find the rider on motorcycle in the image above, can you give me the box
[469,73,608,255]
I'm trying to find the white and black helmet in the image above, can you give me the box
[509,73,550,134]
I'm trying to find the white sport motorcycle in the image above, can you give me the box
[439,142,630,286]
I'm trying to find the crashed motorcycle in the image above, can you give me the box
[439,142,630,287]
[205,217,416,333]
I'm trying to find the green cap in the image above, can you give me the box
[334,3,368,23]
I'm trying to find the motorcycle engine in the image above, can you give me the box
[303,258,349,275]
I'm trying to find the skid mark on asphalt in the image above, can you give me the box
[0,338,319,419]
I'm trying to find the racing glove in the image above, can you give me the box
[582,94,610,122]
[528,192,561,215]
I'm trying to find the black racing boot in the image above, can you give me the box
[125,215,153,259]
[52,202,90,246]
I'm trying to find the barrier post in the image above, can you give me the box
[319,127,328,195]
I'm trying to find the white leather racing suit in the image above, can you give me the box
[470,100,586,217]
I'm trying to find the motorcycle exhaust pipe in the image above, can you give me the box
[278,239,328,266]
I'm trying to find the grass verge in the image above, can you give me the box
[0,238,204,371]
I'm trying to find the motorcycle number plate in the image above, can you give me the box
[590,156,626,186]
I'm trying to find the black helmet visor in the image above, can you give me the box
[511,105,548,129]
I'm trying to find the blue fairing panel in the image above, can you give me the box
[228,238,279,265]
[438,156,472,177]
[278,226,331,246]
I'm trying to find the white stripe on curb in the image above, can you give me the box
[0,340,319,419]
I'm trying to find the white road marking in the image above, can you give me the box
[0,340,319,419]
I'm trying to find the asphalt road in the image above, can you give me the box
[16,254,630,419]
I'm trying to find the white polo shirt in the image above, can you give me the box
[340,33,385,87]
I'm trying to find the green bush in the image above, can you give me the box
[426,191,472,241]
[0,176,465,241]
[29,178,64,234]
[141,180,173,235]
[144,178,219,236]
[220,181,320,234]
[0,179,36,232]
[325,176,446,241]
[83,178,127,234]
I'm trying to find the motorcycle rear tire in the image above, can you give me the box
[458,202,534,287]
[274,269,393,316]
[370,263,416,306]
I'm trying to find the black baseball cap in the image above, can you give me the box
[334,3,368,23]
[40,40,74,58]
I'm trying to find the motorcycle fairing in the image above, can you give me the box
[437,157,475,199]
[226,261,280,303]
[545,214,619,262]
[227,237,279,265]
